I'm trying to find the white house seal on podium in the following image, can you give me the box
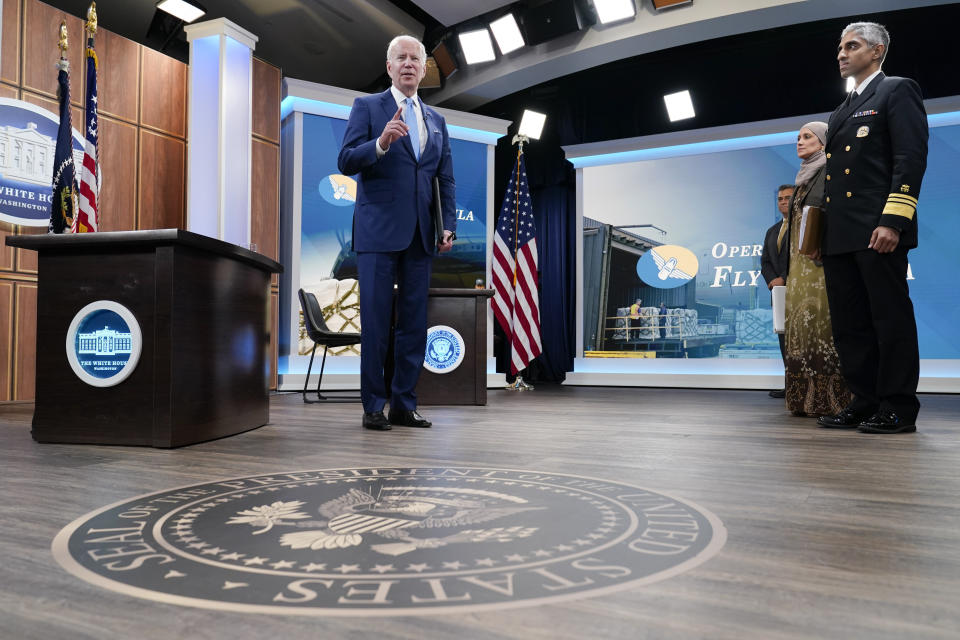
[65,300,142,387]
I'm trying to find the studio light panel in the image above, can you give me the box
[490,13,525,55]
[593,0,636,24]
[519,109,547,140]
[663,90,695,122]
[458,28,496,64]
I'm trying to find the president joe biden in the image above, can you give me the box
[338,35,457,431]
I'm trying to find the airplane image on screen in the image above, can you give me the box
[651,248,693,281]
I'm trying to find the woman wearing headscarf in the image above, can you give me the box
[784,121,851,417]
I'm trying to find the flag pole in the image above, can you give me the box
[73,1,99,233]
[505,133,534,391]
[513,142,521,287]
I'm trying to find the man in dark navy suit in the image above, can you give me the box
[338,35,456,431]
[817,22,928,434]
[761,184,794,399]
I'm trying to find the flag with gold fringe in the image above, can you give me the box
[48,21,77,234]
[491,150,542,375]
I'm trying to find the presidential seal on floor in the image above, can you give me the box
[52,467,726,615]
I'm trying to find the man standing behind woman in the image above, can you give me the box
[761,184,793,399]
[783,122,850,416]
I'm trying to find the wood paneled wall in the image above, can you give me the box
[251,57,281,390]
[0,0,283,399]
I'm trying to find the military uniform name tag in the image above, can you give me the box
[856,126,870,138]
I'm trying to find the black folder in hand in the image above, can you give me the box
[432,177,444,247]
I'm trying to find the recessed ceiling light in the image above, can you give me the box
[156,0,206,24]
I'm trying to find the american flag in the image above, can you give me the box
[492,153,541,374]
[72,34,98,233]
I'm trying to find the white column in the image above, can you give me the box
[184,18,258,246]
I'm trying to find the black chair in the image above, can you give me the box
[298,288,362,403]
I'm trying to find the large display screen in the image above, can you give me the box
[291,112,489,360]
[300,113,487,288]
[580,120,960,360]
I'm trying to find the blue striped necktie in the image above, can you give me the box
[405,97,420,161]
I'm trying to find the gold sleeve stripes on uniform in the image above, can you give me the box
[883,193,918,219]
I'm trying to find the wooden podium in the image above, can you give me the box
[416,288,493,406]
[5,230,282,447]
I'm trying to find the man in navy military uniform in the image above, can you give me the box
[338,35,456,431]
[761,184,794,399]
[817,22,927,434]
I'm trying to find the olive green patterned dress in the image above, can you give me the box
[784,175,851,417]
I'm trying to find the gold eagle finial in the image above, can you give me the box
[58,20,68,57]
[86,2,98,36]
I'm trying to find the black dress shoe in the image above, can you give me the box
[817,407,868,429]
[858,409,917,434]
[363,411,392,430]
[768,389,786,398]
[388,409,432,428]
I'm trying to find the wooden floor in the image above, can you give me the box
[2,386,959,639]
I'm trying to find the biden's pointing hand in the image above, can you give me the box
[378,106,409,150]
